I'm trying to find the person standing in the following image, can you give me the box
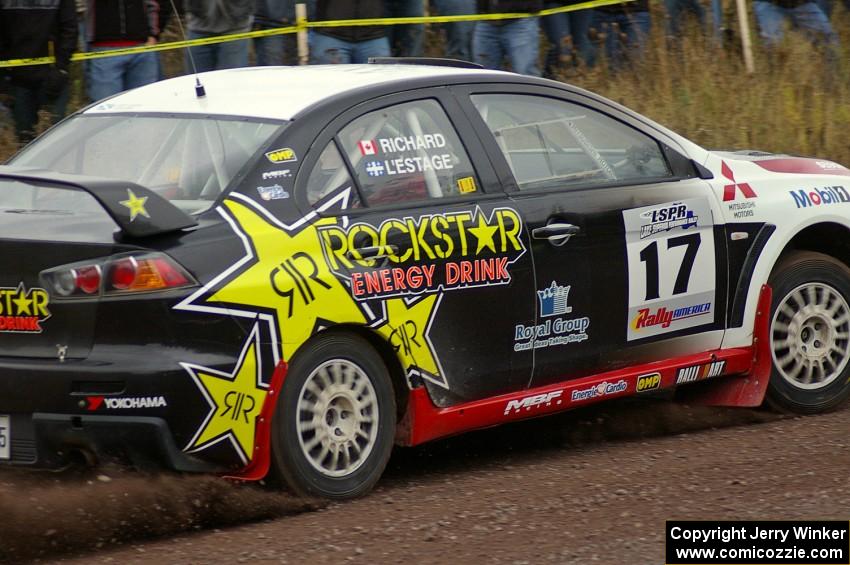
[473,0,542,76]
[0,0,77,144]
[752,0,838,49]
[85,0,160,102]
[310,0,390,64]
[386,0,425,57]
[185,0,254,72]
[592,0,651,71]
[542,0,594,76]
[431,0,477,62]
[254,0,296,65]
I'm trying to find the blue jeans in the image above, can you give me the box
[592,10,651,71]
[256,32,298,65]
[186,30,250,72]
[473,18,541,76]
[11,82,69,144]
[86,46,159,102]
[752,1,837,47]
[542,3,594,74]
[431,0,476,62]
[309,33,391,64]
[386,0,424,57]
[664,0,706,35]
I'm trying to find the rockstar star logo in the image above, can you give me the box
[377,294,446,388]
[120,188,150,222]
[182,323,269,464]
[11,283,32,315]
[467,209,499,254]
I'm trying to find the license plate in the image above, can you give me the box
[0,415,9,460]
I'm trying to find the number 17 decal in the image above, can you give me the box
[623,198,716,341]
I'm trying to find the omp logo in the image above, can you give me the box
[676,360,726,384]
[87,396,167,410]
[504,390,563,415]
[636,372,661,392]
[0,283,50,333]
[264,147,297,164]
[789,186,850,208]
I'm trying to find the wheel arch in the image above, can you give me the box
[773,221,850,274]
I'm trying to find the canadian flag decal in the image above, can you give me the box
[358,140,377,156]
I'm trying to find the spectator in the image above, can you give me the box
[386,0,425,57]
[664,0,706,36]
[310,0,390,64]
[592,0,651,71]
[752,0,838,50]
[85,1,159,102]
[542,0,594,76]
[254,0,296,65]
[185,0,254,72]
[431,0,477,62]
[473,0,542,76]
[0,0,77,144]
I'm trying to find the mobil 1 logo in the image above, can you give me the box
[623,198,716,341]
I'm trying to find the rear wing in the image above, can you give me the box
[0,167,198,238]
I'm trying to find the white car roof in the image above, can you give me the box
[84,64,510,121]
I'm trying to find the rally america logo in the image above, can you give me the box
[358,140,378,156]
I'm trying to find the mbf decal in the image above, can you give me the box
[623,198,716,341]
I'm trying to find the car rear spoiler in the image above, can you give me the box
[0,167,198,238]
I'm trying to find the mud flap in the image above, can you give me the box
[675,285,773,408]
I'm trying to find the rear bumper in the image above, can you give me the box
[4,413,224,473]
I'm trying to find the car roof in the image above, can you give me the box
[83,64,513,122]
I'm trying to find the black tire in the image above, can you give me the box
[766,251,850,413]
[270,332,396,499]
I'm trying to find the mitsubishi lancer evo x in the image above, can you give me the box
[1,60,848,499]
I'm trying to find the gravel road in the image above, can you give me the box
[5,398,850,564]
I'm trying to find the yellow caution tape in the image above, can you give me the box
[0,0,630,69]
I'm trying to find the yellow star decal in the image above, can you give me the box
[376,295,445,387]
[12,284,31,315]
[209,198,366,361]
[183,323,268,464]
[120,188,150,222]
[467,210,498,254]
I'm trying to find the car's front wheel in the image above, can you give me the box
[270,332,396,499]
[767,251,850,413]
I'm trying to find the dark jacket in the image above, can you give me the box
[186,0,253,34]
[314,0,385,43]
[476,0,543,14]
[255,0,295,27]
[595,0,648,13]
[86,0,160,45]
[0,0,78,86]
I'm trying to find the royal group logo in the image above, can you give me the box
[0,283,50,333]
[638,202,697,239]
[676,360,726,384]
[537,281,572,317]
[789,186,850,208]
[571,379,628,402]
[636,372,661,392]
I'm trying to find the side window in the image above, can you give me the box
[471,94,672,191]
[306,141,361,207]
[337,99,480,206]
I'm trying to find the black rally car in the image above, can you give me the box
[2,61,850,499]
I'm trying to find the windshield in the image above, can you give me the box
[11,114,284,214]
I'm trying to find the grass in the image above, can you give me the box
[1,8,848,164]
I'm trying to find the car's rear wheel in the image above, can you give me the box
[270,332,396,499]
[767,251,850,413]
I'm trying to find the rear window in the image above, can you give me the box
[11,114,283,214]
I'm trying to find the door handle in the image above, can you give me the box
[532,223,580,244]
[347,245,398,261]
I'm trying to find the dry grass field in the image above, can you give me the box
[1,8,848,164]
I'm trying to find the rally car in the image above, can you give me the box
[1,60,849,499]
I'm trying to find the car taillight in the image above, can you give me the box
[40,252,196,298]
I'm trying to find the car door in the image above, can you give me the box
[454,86,729,388]
[294,90,536,406]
